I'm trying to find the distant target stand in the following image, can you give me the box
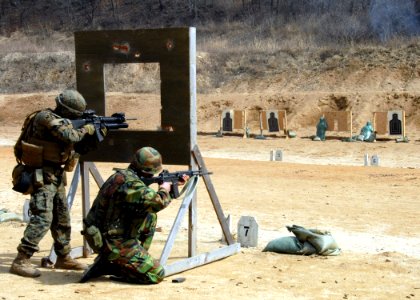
[373,110,406,138]
[218,108,287,138]
[319,111,353,138]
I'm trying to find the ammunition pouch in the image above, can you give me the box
[64,151,80,172]
[21,141,43,167]
[26,137,73,165]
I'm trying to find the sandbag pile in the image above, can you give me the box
[263,224,341,256]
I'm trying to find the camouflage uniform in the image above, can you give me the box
[10,89,95,278]
[18,109,88,257]
[83,167,172,284]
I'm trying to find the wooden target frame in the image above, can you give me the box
[260,109,287,136]
[323,111,353,137]
[46,28,239,277]
[373,110,406,137]
[219,109,246,137]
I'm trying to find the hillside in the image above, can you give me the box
[0,1,419,133]
[0,39,419,135]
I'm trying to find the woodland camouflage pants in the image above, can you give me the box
[17,175,72,257]
[105,213,164,284]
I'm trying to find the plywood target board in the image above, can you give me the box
[221,109,244,131]
[323,111,352,132]
[75,28,196,165]
[261,110,287,132]
[387,110,404,136]
[373,110,405,136]
[373,112,388,135]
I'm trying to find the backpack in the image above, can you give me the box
[14,110,41,164]
[12,110,41,194]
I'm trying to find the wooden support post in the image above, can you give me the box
[164,243,240,277]
[80,162,91,257]
[188,183,197,258]
[188,32,198,258]
[80,162,104,257]
[373,112,377,132]
[66,163,80,209]
[160,176,199,265]
[284,111,288,139]
[219,113,223,134]
[161,145,240,276]
[243,110,247,138]
[402,111,406,137]
[191,145,235,245]
[86,162,105,187]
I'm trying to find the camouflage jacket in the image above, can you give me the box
[31,109,87,145]
[16,108,89,178]
[84,167,172,240]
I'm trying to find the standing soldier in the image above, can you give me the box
[10,89,98,277]
[80,147,188,284]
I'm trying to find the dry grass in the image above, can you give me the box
[0,1,418,94]
[0,31,73,54]
[0,0,418,54]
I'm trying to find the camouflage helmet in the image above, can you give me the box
[55,89,86,118]
[132,147,163,175]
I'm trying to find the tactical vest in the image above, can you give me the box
[14,110,75,169]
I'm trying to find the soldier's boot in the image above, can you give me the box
[55,254,88,270]
[80,254,117,283]
[9,252,41,278]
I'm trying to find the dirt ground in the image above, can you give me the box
[0,92,419,300]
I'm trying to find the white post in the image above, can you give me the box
[237,216,258,247]
[364,153,369,166]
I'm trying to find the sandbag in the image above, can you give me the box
[263,225,341,256]
[262,236,303,254]
[287,225,341,256]
[262,236,318,255]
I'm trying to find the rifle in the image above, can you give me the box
[71,109,135,142]
[141,169,212,198]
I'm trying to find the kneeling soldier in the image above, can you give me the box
[80,147,187,284]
